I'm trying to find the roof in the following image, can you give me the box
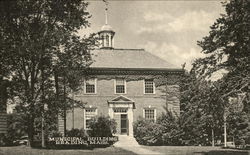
[90,48,180,70]
[101,24,113,31]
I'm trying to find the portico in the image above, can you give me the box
[108,95,134,136]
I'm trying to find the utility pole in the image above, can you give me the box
[41,59,45,148]
[63,76,66,136]
[224,116,227,147]
[41,110,45,147]
[212,128,214,147]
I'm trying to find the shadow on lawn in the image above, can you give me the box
[196,150,249,155]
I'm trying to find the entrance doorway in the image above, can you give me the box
[120,114,127,134]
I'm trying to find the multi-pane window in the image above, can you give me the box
[144,79,154,94]
[85,79,96,94]
[115,79,126,94]
[85,108,97,129]
[113,108,128,113]
[144,109,156,122]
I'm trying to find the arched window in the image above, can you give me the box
[106,35,109,47]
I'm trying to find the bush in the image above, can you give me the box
[158,112,183,145]
[133,111,183,146]
[66,128,88,137]
[0,113,27,146]
[46,128,88,149]
[133,119,163,145]
[88,116,116,137]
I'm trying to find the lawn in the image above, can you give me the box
[0,146,137,155]
[141,146,250,155]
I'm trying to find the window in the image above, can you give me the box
[144,109,156,122]
[85,78,96,94]
[85,108,97,129]
[106,35,109,47]
[115,79,126,94]
[144,79,155,94]
[113,108,128,113]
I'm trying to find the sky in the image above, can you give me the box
[79,0,225,70]
[7,0,225,113]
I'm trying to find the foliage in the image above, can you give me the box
[0,0,97,145]
[193,0,250,145]
[66,128,88,137]
[45,129,88,149]
[177,1,250,146]
[133,118,163,145]
[88,116,117,137]
[195,0,249,106]
[0,113,27,146]
[178,69,228,146]
[158,110,183,145]
[133,110,186,146]
[227,111,250,145]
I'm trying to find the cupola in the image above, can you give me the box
[98,0,115,49]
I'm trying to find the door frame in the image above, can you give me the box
[120,114,128,135]
[108,95,135,136]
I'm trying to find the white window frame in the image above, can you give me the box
[84,108,98,130]
[114,78,127,94]
[84,78,97,94]
[143,108,156,122]
[143,79,155,94]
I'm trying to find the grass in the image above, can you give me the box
[1,145,249,155]
[0,145,137,155]
[141,146,250,155]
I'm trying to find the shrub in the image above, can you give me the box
[66,128,88,137]
[133,118,163,145]
[158,111,183,145]
[88,115,116,137]
[133,111,184,146]
[46,128,88,149]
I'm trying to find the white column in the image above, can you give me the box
[112,36,114,48]
[127,105,134,137]
[83,109,86,130]
[109,34,112,47]
[109,104,114,119]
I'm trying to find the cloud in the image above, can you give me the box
[136,10,217,34]
[143,12,174,22]
[168,10,215,32]
[138,41,204,70]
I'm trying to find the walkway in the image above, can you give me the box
[113,135,163,155]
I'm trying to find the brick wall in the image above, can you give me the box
[65,75,181,130]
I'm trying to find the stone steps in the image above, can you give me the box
[114,135,139,147]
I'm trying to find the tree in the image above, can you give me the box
[193,0,250,145]
[0,0,97,145]
[196,0,250,104]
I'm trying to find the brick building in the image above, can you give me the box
[60,7,183,137]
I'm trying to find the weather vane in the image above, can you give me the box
[103,0,109,25]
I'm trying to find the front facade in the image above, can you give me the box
[59,14,183,136]
[64,70,182,136]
